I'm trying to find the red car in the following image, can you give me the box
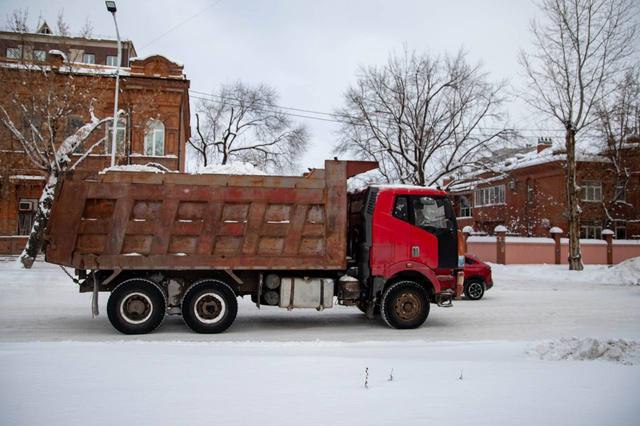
[463,254,493,300]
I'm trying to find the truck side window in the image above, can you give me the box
[392,196,410,222]
[412,196,449,230]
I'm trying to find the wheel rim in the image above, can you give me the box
[469,282,483,299]
[120,292,154,324]
[194,292,226,324]
[393,291,422,321]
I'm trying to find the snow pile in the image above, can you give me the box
[194,162,266,176]
[347,169,383,193]
[530,338,640,365]
[595,257,640,286]
[100,164,166,174]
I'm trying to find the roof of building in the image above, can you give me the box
[449,137,613,193]
[0,53,187,80]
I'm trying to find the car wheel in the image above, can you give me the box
[182,280,238,334]
[107,278,166,335]
[464,279,485,300]
[381,281,430,329]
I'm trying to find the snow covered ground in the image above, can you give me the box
[1,259,639,425]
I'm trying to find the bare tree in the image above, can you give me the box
[188,82,308,173]
[79,18,94,39]
[596,66,640,228]
[0,59,115,268]
[519,0,638,270]
[335,49,512,187]
[55,10,70,36]
[5,8,29,32]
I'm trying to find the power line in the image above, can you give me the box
[189,90,578,137]
[189,89,342,118]
[141,0,226,50]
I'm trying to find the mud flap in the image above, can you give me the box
[91,272,99,318]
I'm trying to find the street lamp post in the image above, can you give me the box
[106,1,121,167]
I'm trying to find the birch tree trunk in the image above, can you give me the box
[565,125,583,270]
[18,171,58,268]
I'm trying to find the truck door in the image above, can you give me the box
[410,195,458,269]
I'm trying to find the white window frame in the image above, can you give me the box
[17,198,37,235]
[82,53,96,64]
[6,47,22,59]
[581,181,602,202]
[33,49,46,61]
[459,195,472,217]
[144,120,165,156]
[105,118,127,154]
[580,224,602,239]
[106,55,118,66]
[474,185,505,207]
[615,224,627,240]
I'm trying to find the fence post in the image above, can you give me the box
[550,227,563,265]
[494,225,507,265]
[602,229,614,265]
[462,226,473,254]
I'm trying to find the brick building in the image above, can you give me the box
[0,25,190,253]
[450,138,640,239]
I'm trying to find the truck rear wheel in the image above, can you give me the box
[181,280,238,334]
[107,278,166,335]
[381,281,430,329]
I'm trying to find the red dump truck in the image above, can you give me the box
[44,160,462,334]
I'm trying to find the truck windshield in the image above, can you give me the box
[412,196,449,230]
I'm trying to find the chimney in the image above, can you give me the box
[537,137,552,153]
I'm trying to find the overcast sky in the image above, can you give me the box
[2,0,549,170]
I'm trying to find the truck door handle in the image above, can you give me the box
[412,246,420,257]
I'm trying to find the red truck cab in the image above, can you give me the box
[349,185,460,328]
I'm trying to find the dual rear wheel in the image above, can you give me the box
[107,278,237,335]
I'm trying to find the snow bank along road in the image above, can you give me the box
[1,259,639,425]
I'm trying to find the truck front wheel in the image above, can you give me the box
[107,278,167,335]
[181,280,238,334]
[381,281,430,329]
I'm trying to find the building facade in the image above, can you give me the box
[450,139,640,239]
[0,26,190,253]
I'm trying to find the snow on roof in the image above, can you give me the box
[130,53,183,67]
[462,226,474,234]
[193,162,266,176]
[550,226,563,234]
[100,164,168,174]
[0,60,186,80]
[372,184,442,192]
[450,141,610,193]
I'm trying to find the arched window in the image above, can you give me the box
[144,120,165,156]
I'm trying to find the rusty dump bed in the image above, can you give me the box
[45,160,377,271]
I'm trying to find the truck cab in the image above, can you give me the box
[348,185,459,328]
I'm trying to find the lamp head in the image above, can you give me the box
[105,1,117,13]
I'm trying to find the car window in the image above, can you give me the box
[392,196,410,222]
[412,196,449,229]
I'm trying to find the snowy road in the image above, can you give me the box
[1,259,639,425]
[0,260,638,342]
